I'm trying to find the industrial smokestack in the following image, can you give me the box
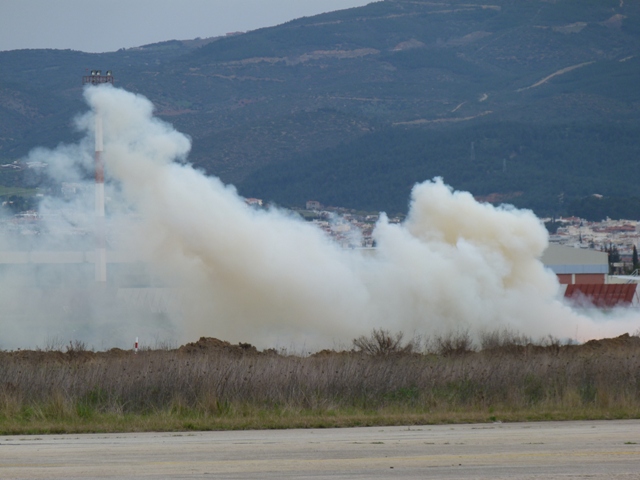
[82,69,114,283]
[95,112,106,282]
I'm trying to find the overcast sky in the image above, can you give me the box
[0,0,373,53]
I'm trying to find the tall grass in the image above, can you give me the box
[1,331,640,433]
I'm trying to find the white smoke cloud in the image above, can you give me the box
[2,85,638,350]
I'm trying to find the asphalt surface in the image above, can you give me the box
[2,420,640,479]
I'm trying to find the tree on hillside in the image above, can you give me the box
[605,244,621,275]
[633,245,639,272]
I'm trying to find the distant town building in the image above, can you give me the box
[0,161,48,170]
[306,200,322,211]
[1,162,22,170]
[541,244,609,285]
[245,198,263,207]
[541,244,640,308]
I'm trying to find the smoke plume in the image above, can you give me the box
[2,85,638,350]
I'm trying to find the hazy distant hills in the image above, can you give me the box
[1,0,640,217]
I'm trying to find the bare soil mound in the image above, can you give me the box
[581,333,640,352]
[177,337,260,356]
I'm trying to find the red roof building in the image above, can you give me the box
[564,283,639,308]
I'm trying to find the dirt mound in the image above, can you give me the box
[311,349,358,358]
[177,337,260,356]
[478,334,640,358]
[3,350,69,363]
[96,348,133,359]
[581,333,640,351]
[0,349,97,363]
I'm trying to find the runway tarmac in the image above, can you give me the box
[2,420,640,479]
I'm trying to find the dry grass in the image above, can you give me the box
[1,331,640,434]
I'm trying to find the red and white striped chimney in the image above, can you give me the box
[82,70,113,283]
[94,112,107,283]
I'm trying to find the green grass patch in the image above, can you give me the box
[2,404,640,436]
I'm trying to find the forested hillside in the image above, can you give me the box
[1,0,639,217]
[242,121,640,215]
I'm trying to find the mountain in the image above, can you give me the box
[1,0,639,217]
